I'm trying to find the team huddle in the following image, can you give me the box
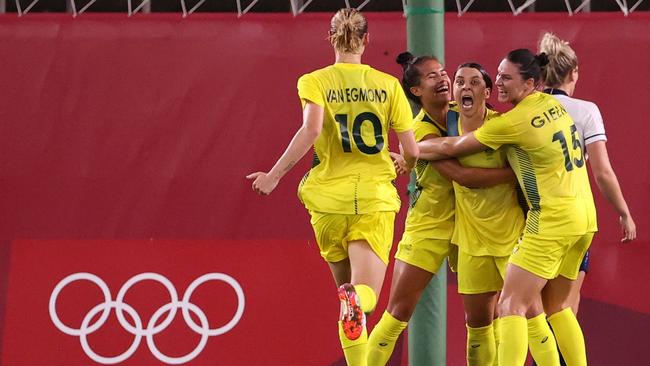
[247,8,636,366]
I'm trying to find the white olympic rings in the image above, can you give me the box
[49,272,245,365]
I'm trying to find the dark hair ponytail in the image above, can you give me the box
[535,52,550,68]
[506,48,548,84]
[395,51,440,106]
[396,51,415,70]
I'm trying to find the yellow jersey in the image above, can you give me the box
[450,109,525,256]
[296,63,414,214]
[474,92,597,236]
[403,109,455,240]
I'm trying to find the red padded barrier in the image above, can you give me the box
[1,239,340,365]
[0,12,648,365]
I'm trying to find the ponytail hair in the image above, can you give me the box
[538,32,578,88]
[329,8,368,54]
[506,48,549,85]
[396,51,440,105]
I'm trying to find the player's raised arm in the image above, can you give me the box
[247,101,323,195]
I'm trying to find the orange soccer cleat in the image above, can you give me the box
[338,283,366,340]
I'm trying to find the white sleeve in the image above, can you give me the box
[582,102,607,146]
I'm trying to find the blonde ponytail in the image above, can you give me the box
[538,32,578,88]
[329,8,368,54]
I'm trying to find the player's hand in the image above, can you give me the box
[246,172,279,196]
[620,215,637,243]
[390,151,409,175]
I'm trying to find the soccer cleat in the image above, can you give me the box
[338,283,366,340]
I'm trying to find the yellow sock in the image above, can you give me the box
[339,321,368,366]
[548,308,586,366]
[367,311,408,366]
[492,318,501,366]
[497,315,528,366]
[528,313,560,366]
[354,284,377,313]
[467,323,496,366]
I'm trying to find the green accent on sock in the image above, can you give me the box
[367,311,408,366]
[528,313,560,366]
[548,307,586,366]
[467,323,496,366]
[354,284,377,313]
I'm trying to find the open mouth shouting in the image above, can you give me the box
[460,94,474,110]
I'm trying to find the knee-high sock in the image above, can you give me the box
[340,321,368,366]
[367,311,408,366]
[354,284,377,314]
[548,308,586,366]
[492,318,501,366]
[528,313,560,366]
[467,323,496,366]
[497,315,528,366]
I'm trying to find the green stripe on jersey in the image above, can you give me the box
[514,146,541,234]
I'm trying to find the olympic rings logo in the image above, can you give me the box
[49,272,245,365]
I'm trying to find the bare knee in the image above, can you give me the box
[572,293,581,314]
[525,297,545,318]
[466,313,494,328]
[498,264,548,317]
[387,299,417,322]
[384,261,433,322]
[497,293,532,317]
[542,277,582,315]
[463,293,498,327]
[544,299,573,315]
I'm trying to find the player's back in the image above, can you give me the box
[297,63,413,214]
[500,92,597,235]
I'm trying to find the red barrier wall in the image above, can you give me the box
[0,13,648,365]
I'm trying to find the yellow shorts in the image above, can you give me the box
[309,211,396,265]
[509,232,594,280]
[457,250,509,294]
[394,233,457,274]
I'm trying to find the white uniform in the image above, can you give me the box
[551,93,607,150]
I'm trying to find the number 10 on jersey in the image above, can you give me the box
[334,112,384,155]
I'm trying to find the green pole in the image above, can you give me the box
[405,1,447,366]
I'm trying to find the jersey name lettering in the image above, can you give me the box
[530,104,568,128]
[326,88,387,103]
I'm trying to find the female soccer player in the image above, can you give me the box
[367,55,516,366]
[531,32,637,366]
[247,8,418,366]
[448,63,533,366]
[417,49,597,366]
